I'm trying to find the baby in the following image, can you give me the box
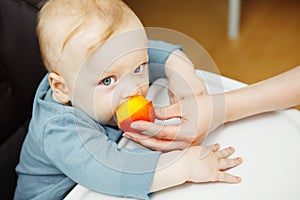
[14,0,242,199]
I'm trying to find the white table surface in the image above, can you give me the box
[65,70,300,200]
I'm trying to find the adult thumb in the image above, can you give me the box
[154,102,182,120]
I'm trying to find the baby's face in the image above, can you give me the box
[70,28,149,125]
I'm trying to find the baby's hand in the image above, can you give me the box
[187,144,242,184]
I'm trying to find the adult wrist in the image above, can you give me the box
[224,92,236,123]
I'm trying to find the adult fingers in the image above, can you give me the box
[131,120,202,143]
[154,102,182,120]
[122,132,190,152]
[130,121,185,141]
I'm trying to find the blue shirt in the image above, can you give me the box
[14,40,182,200]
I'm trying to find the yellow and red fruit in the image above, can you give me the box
[116,95,155,132]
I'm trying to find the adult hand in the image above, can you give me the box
[123,50,226,152]
[123,94,226,152]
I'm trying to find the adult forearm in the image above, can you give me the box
[225,66,300,122]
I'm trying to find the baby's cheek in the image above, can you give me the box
[95,110,115,125]
[93,101,115,124]
[141,84,149,97]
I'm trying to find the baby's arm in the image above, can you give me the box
[150,145,242,192]
[165,49,207,101]
[44,112,241,198]
[147,40,206,99]
[225,65,300,122]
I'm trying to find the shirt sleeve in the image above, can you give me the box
[148,40,183,83]
[43,110,160,200]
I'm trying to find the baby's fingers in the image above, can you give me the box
[217,147,235,159]
[219,157,243,170]
[216,171,241,183]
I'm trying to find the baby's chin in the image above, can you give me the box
[105,117,118,127]
[94,114,117,126]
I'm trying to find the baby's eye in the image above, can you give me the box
[101,76,117,86]
[134,63,146,73]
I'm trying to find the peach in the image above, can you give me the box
[116,95,155,132]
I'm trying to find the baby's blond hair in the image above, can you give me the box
[37,0,132,72]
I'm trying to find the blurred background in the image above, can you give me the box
[124,0,300,85]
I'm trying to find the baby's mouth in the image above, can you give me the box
[114,95,155,132]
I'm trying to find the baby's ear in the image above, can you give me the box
[48,72,71,104]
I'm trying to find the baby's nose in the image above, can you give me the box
[118,75,142,97]
[122,87,143,100]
